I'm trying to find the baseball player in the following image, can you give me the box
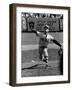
[32,25,62,64]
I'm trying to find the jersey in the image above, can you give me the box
[36,31,54,47]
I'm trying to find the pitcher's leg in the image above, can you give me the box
[39,47,44,61]
[43,48,49,63]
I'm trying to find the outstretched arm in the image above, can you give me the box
[32,29,38,35]
[52,39,62,47]
[32,29,46,39]
[46,34,62,47]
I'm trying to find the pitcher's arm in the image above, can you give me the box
[46,34,62,47]
[52,39,62,47]
[32,29,46,39]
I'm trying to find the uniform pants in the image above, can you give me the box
[39,46,48,60]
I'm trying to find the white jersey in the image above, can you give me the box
[46,34,54,40]
[36,31,54,47]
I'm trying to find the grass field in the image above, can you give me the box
[21,32,63,77]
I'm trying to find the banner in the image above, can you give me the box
[28,17,59,31]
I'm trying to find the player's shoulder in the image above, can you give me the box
[47,34,54,39]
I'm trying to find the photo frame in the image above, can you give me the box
[9,3,70,86]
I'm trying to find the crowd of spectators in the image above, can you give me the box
[22,13,63,19]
